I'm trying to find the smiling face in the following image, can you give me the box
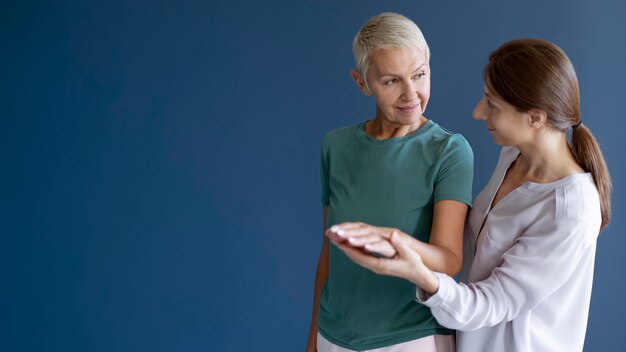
[353,46,430,128]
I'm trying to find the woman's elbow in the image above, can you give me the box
[443,253,462,276]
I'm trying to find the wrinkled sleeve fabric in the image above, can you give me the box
[416,216,597,331]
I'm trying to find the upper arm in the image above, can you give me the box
[322,205,329,243]
[426,136,473,274]
[321,206,329,259]
[320,140,331,206]
[428,200,468,273]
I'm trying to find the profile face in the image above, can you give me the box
[359,46,430,127]
[472,85,532,146]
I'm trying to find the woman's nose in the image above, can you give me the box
[402,82,418,101]
[472,99,486,120]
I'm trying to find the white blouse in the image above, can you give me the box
[418,146,602,352]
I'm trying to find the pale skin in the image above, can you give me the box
[306,46,468,351]
[334,84,585,296]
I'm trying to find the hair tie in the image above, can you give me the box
[573,120,582,129]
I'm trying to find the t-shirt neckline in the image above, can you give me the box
[355,119,435,145]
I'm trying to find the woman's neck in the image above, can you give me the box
[365,116,426,140]
[515,131,584,183]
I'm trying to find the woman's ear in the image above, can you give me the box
[351,69,372,96]
[528,109,548,129]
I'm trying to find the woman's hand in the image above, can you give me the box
[333,228,440,294]
[326,222,397,258]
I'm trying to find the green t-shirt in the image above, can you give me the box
[318,119,474,350]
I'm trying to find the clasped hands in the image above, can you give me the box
[326,222,440,294]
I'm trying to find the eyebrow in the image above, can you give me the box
[484,92,496,100]
[484,91,501,107]
[378,64,428,78]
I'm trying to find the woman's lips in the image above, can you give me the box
[396,103,420,113]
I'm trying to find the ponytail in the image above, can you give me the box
[570,123,612,228]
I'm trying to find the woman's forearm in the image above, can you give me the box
[306,207,330,351]
[306,239,329,350]
[327,222,463,276]
[407,235,461,276]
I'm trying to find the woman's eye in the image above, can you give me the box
[412,72,426,80]
[487,100,495,109]
[384,79,398,86]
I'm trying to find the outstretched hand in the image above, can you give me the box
[326,222,398,258]
[327,223,440,294]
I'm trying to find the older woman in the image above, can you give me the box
[332,38,611,352]
[306,13,474,352]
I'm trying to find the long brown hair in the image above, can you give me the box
[484,38,611,228]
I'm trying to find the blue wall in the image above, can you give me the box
[1,1,624,351]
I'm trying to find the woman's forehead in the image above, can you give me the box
[369,46,428,75]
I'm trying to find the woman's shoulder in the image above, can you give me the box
[555,173,601,221]
[322,123,360,145]
[499,173,600,249]
[427,121,466,140]
[525,173,601,238]
[423,122,472,152]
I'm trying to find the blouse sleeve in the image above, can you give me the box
[416,215,598,331]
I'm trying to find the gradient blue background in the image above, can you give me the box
[1,1,624,351]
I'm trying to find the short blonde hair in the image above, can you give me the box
[353,13,430,83]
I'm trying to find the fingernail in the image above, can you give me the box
[330,225,338,232]
[337,230,346,237]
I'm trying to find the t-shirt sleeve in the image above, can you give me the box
[433,134,474,207]
[320,138,330,206]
